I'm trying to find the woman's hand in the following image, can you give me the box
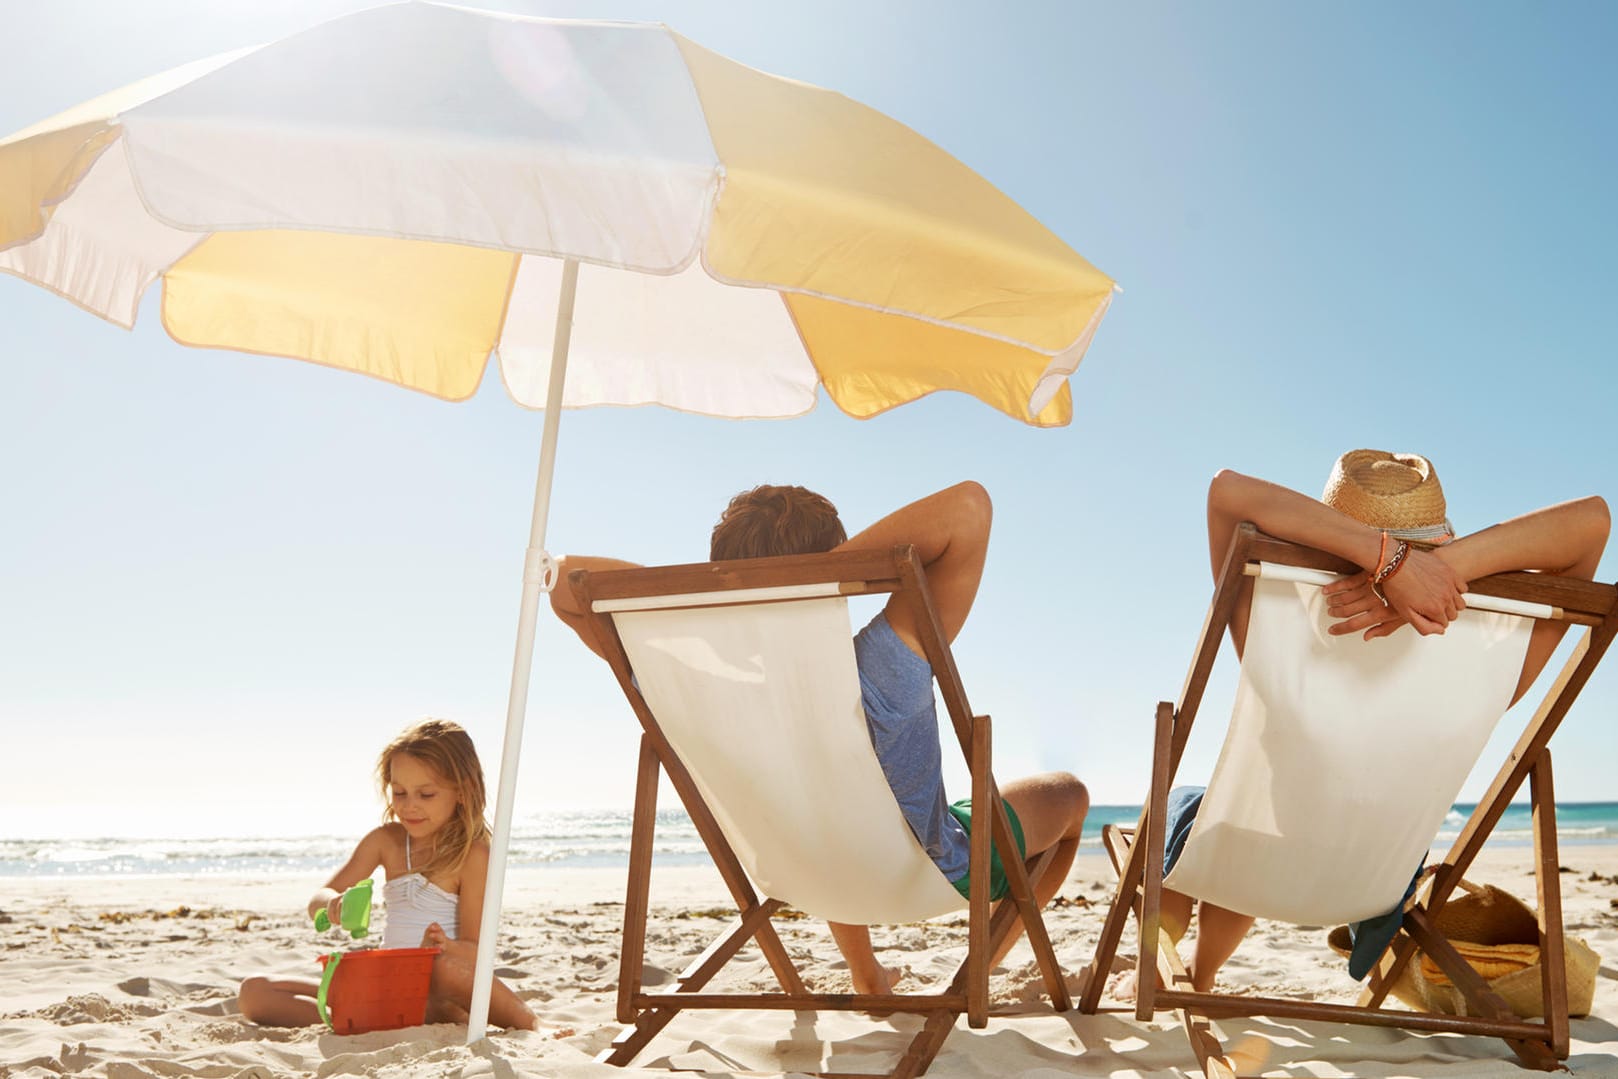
[421,922,450,949]
[1324,548,1466,639]
[1379,547,1466,634]
[1323,573,1407,639]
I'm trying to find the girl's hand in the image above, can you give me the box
[307,887,341,926]
[420,922,450,949]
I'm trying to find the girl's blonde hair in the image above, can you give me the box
[376,719,490,881]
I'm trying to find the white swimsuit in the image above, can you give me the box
[381,833,459,949]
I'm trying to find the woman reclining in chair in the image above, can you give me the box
[1133,449,1609,998]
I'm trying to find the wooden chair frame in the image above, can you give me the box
[570,545,1072,1079]
[1078,523,1618,1077]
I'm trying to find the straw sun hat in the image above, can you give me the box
[1321,449,1455,542]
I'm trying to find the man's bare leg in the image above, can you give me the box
[828,922,903,994]
[990,771,1089,968]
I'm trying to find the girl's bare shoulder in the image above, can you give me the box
[368,822,410,879]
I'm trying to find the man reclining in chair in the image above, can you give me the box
[1133,449,1609,999]
[550,481,1090,995]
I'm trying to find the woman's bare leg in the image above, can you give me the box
[1159,887,1194,944]
[1112,886,1199,1002]
[1187,901,1254,992]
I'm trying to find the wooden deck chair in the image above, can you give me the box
[1079,523,1617,1078]
[568,545,1072,1079]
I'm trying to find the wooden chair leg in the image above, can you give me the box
[1136,701,1174,1023]
[1081,825,1144,1013]
[1152,927,1232,1079]
[598,899,786,1066]
[1358,935,1417,1009]
[617,736,659,1023]
[893,1010,960,1079]
[983,759,1070,1010]
[966,714,991,1029]
[1016,847,1071,1011]
[1531,750,1569,1058]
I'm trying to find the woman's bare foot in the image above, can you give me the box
[1109,964,1167,1004]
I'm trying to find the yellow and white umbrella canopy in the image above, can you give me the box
[1,1,1114,426]
[2,0,1117,1039]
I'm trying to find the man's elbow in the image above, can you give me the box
[1207,468,1248,516]
[946,480,992,532]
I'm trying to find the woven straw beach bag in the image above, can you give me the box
[1328,879,1599,1019]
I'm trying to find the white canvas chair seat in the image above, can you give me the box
[1164,565,1533,925]
[610,593,968,924]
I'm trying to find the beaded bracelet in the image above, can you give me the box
[1370,539,1410,604]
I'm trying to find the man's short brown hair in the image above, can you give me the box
[710,485,847,561]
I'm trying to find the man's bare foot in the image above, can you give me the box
[850,964,905,996]
[852,965,907,1018]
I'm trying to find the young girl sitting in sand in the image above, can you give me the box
[236,719,537,1031]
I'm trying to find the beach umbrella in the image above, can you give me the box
[0,1,1117,1039]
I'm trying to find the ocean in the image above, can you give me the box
[5,803,1616,879]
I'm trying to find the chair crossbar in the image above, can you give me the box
[592,580,846,612]
[1245,560,1562,620]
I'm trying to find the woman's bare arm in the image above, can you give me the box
[1206,469,1468,647]
[1442,496,1610,700]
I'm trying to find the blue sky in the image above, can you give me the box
[3,1,1615,840]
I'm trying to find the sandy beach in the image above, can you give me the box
[3,844,1616,1079]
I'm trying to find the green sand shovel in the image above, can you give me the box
[313,878,372,938]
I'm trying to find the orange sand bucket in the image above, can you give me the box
[316,946,440,1034]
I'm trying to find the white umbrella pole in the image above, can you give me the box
[467,258,579,1043]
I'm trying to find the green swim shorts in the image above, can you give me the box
[946,797,1026,902]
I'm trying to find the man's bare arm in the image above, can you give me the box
[548,555,644,660]
[834,481,992,653]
